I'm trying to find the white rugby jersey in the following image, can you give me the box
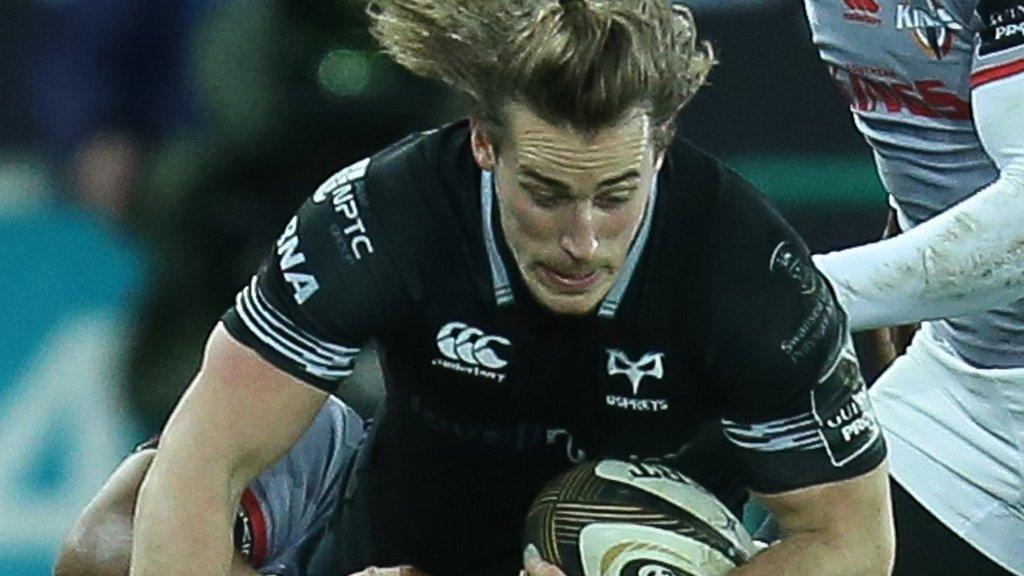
[805,0,1024,367]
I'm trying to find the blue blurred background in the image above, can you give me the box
[0,1,888,573]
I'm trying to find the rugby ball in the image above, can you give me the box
[523,460,758,576]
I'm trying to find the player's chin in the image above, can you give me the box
[543,297,599,316]
[529,278,611,316]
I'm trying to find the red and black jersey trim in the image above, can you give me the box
[129,436,270,567]
[236,488,269,568]
[972,58,1024,87]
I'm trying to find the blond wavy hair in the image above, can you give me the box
[368,0,714,151]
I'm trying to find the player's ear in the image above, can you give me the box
[470,119,497,171]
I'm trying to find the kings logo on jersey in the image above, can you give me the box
[894,0,962,59]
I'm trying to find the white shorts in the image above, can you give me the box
[871,322,1024,574]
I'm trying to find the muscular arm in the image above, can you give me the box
[814,161,1024,331]
[55,450,259,576]
[814,7,1024,332]
[129,324,327,576]
[732,462,894,576]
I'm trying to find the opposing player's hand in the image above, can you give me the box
[521,544,567,576]
[346,566,428,576]
[865,324,917,370]
[863,210,918,371]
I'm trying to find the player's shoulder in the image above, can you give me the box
[662,135,794,261]
[661,134,774,218]
[669,148,844,384]
[294,120,476,274]
[363,120,472,188]
[652,138,829,333]
[662,135,726,199]
[311,120,472,225]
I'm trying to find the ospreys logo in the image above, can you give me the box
[605,350,669,412]
[607,350,665,394]
[769,241,819,296]
[770,242,837,363]
[894,0,963,59]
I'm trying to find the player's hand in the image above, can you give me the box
[346,565,428,576]
[865,326,899,370]
[865,324,918,371]
[521,544,566,576]
[865,209,918,371]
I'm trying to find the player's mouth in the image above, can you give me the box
[538,265,602,293]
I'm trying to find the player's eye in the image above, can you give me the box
[595,190,634,209]
[523,185,565,208]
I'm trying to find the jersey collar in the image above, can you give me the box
[479,170,659,319]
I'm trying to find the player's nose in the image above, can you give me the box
[559,203,598,261]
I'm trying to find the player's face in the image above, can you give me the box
[472,104,663,315]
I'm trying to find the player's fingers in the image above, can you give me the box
[523,544,567,576]
[865,326,898,370]
[892,323,918,355]
[348,566,423,576]
[525,561,566,576]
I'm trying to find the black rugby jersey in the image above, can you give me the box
[222,121,886,576]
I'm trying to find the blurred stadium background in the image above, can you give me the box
[0,1,888,573]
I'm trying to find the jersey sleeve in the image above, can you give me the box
[237,397,365,573]
[221,157,414,391]
[705,169,886,495]
[972,1,1024,88]
[972,2,1024,175]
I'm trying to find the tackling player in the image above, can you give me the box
[803,0,1024,574]
[55,398,364,576]
[128,2,894,576]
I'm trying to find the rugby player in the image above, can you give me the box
[127,2,894,576]
[55,397,364,576]
[801,1,1024,574]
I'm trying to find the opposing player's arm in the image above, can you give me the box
[60,400,360,576]
[130,326,328,576]
[56,449,261,576]
[813,0,1024,331]
[708,172,892,574]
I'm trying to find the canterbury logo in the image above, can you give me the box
[436,322,510,369]
[607,350,664,394]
